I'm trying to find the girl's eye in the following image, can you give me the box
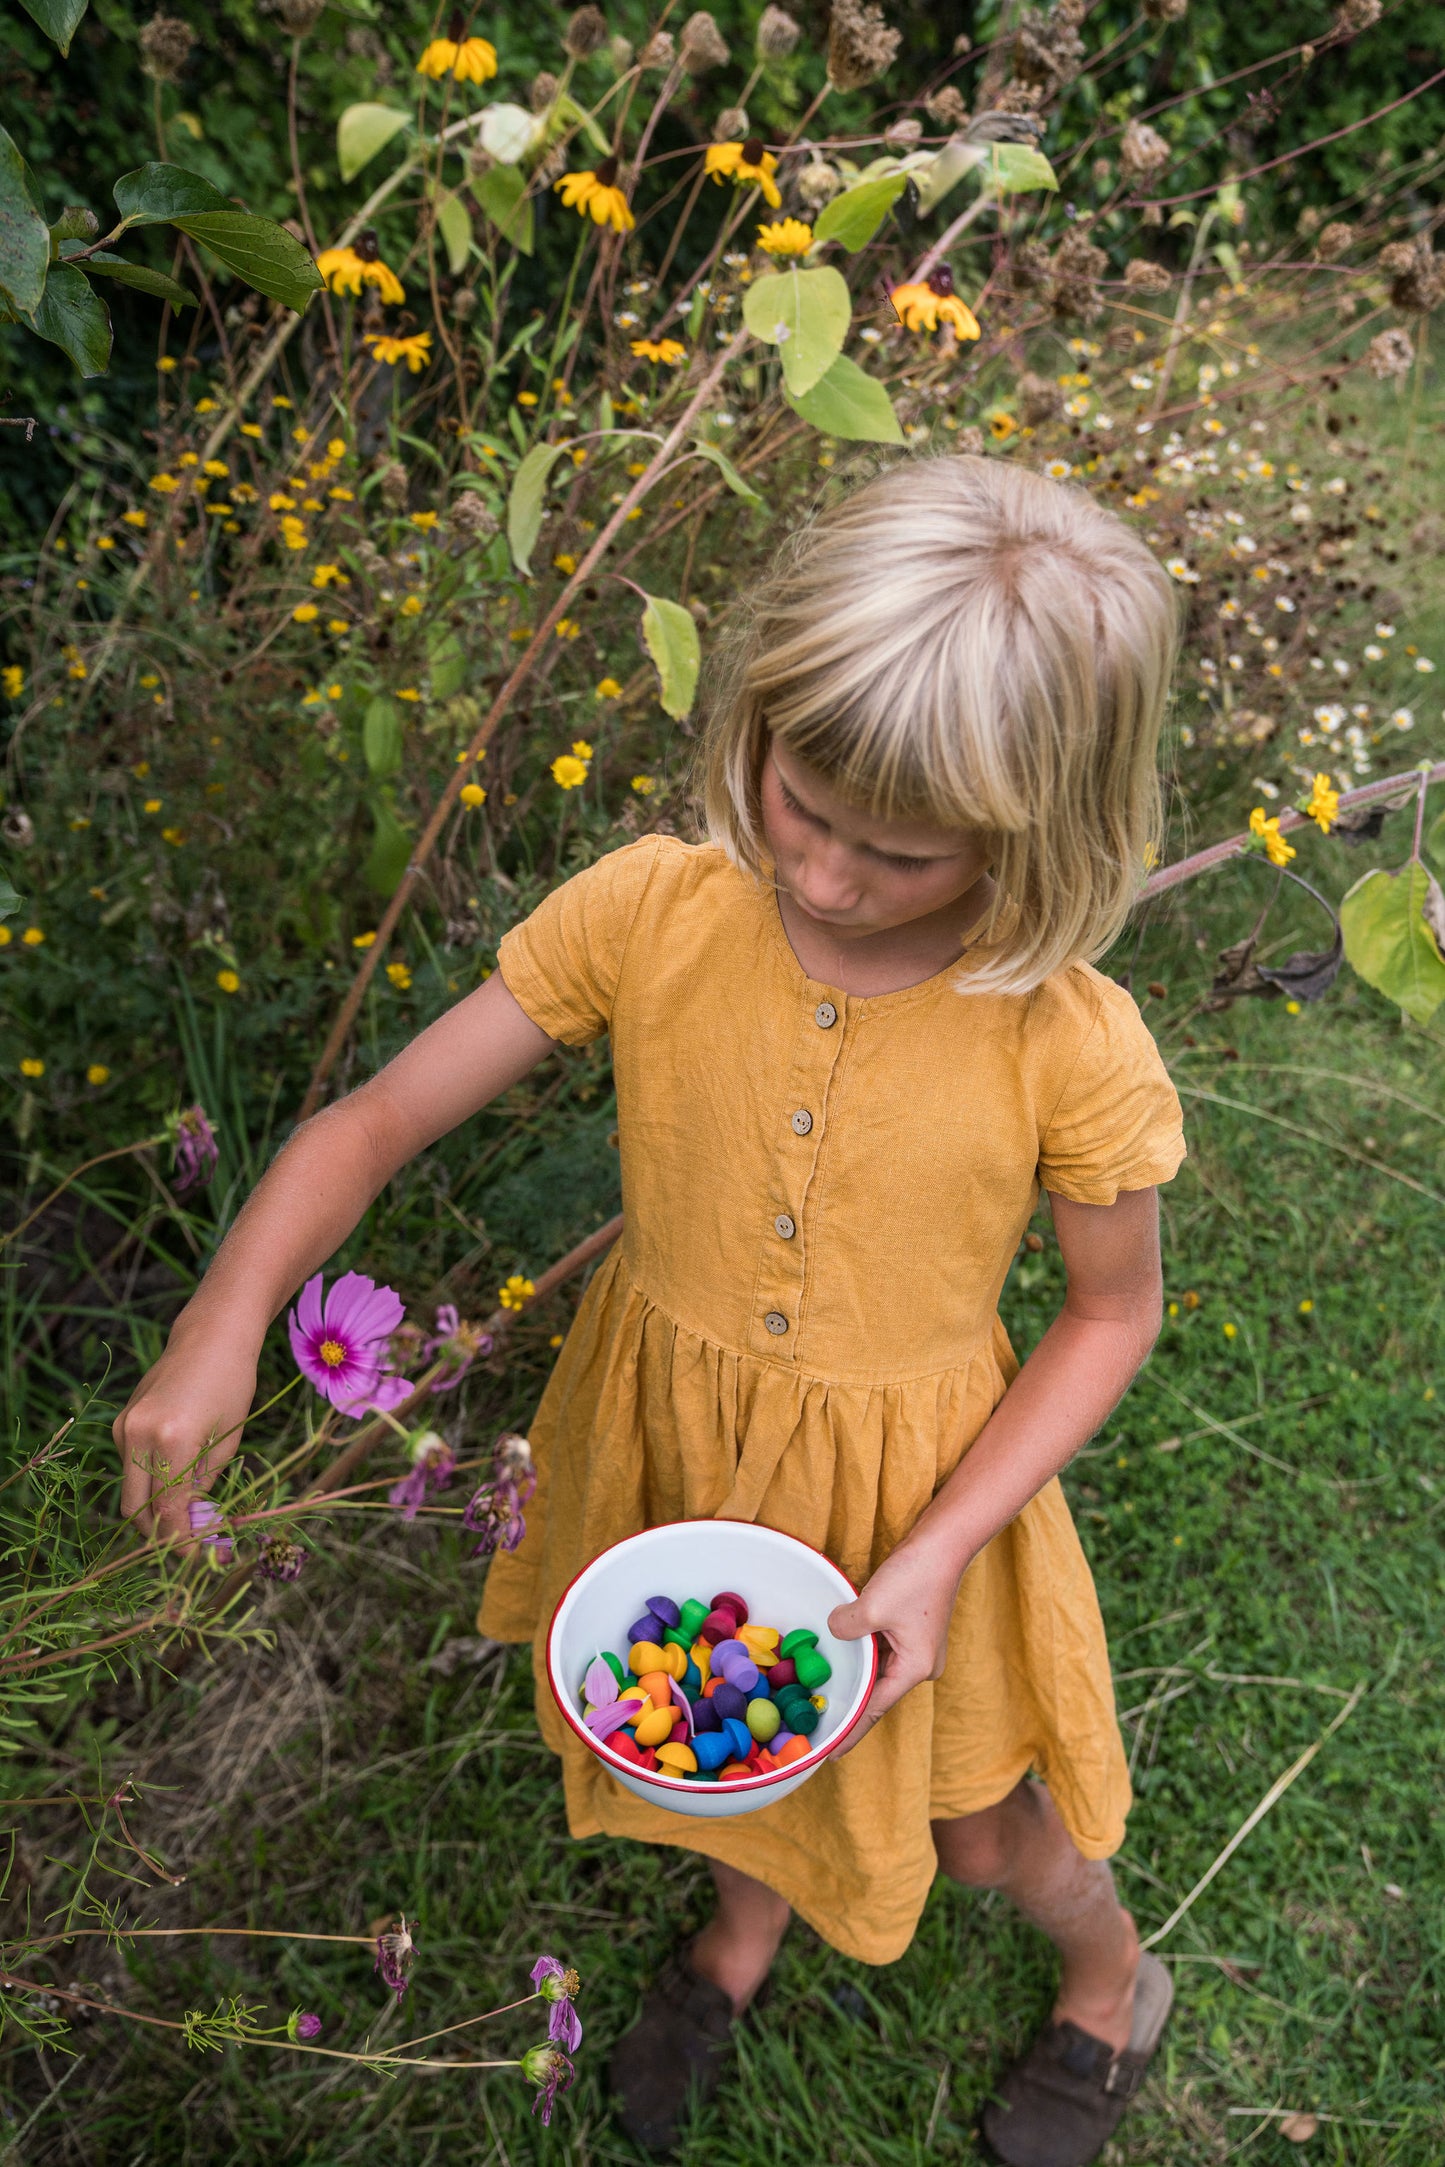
[881,851,932,872]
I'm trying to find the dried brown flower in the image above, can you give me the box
[450,286,479,321]
[1315,221,1353,261]
[376,459,410,511]
[138,13,195,82]
[1142,0,1188,17]
[756,4,801,59]
[884,116,924,146]
[1002,237,1054,299]
[639,30,675,69]
[953,425,986,455]
[268,0,327,31]
[797,158,843,208]
[1119,119,1170,180]
[530,70,559,111]
[1365,326,1414,380]
[1124,256,1171,293]
[1051,229,1107,322]
[679,11,730,74]
[996,80,1044,115]
[713,106,750,141]
[1017,370,1064,425]
[1011,3,1086,91]
[1378,236,1443,313]
[1333,0,1381,32]
[924,85,970,128]
[563,6,608,58]
[826,0,901,93]
[448,492,499,538]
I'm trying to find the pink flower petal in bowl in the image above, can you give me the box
[584,1700,637,1740]
[669,1680,695,1734]
[584,1657,618,1707]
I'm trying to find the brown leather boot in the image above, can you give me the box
[608,1953,740,2153]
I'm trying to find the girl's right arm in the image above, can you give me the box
[115,971,558,1544]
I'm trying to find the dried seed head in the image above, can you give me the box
[996,79,1045,115]
[1119,119,1170,180]
[608,34,633,69]
[376,459,410,511]
[826,0,901,92]
[638,29,675,68]
[1050,229,1107,322]
[563,5,608,57]
[1142,0,1188,18]
[1365,326,1414,379]
[756,4,801,59]
[1011,3,1086,91]
[953,425,986,455]
[1016,370,1065,425]
[1140,202,1164,227]
[138,13,196,82]
[3,809,36,849]
[1378,236,1443,313]
[884,116,923,146]
[448,491,498,537]
[450,286,479,320]
[924,85,969,128]
[1124,256,1171,293]
[1002,237,1054,299]
[1333,0,1381,32]
[796,158,843,208]
[1315,221,1353,261]
[679,11,730,73]
[269,0,327,32]
[495,1431,535,1486]
[530,69,559,110]
[712,106,750,141]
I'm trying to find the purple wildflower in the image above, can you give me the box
[172,1104,219,1197]
[388,1429,457,1522]
[256,1534,308,1583]
[461,1433,536,1559]
[187,1496,233,1565]
[287,2009,322,2042]
[374,1915,416,2000]
[531,1955,583,2051]
[521,2041,576,2126]
[288,1271,412,1418]
[421,1303,494,1393]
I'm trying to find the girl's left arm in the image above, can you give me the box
[828,1186,1164,1753]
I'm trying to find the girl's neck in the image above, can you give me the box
[774,873,997,998]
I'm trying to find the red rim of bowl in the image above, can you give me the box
[544,1520,879,1796]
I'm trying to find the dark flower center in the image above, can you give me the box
[742,137,766,166]
[927,266,956,297]
[448,10,464,40]
[355,229,380,262]
[593,154,619,188]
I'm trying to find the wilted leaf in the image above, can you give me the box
[506,439,569,573]
[988,142,1058,194]
[472,161,533,254]
[362,695,403,779]
[742,265,851,397]
[337,103,411,185]
[639,591,700,719]
[26,259,111,376]
[1256,921,1344,1002]
[435,191,472,277]
[1340,861,1445,1025]
[812,173,908,253]
[17,0,88,52]
[785,352,903,444]
[1332,791,1411,846]
[0,125,51,316]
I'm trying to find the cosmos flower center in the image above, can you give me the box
[318,1337,348,1368]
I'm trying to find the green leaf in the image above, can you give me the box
[170,213,322,313]
[784,351,903,444]
[471,161,533,254]
[685,285,707,340]
[742,264,851,397]
[1213,240,1242,284]
[0,125,51,316]
[49,205,98,250]
[362,695,403,779]
[987,142,1059,194]
[114,162,232,223]
[65,247,196,306]
[639,592,700,720]
[812,172,908,253]
[0,868,20,922]
[506,439,569,574]
[689,438,766,508]
[337,103,411,185]
[1339,861,1445,1026]
[17,0,88,55]
[478,102,540,165]
[429,630,466,700]
[913,137,985,216]
[1425,805,1445,873]
[435,191,472,277]
[538,89,611,160]
[24,259,111,376]
[365,792,414,897]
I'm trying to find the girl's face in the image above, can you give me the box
[760,739,990,939]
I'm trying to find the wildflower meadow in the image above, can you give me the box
[1,1,1443,2159]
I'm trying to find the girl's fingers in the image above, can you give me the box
[826,1595,874,1640]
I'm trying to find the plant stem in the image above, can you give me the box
[1,1137,167,1252]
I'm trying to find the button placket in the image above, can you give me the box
[750,987,847,1356]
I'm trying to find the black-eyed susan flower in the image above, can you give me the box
[366,330,433,372]
[555,155,634,234]
[888,268,980,338]
[755,217,812,257]
[704,137,781,209]
[317,232,405,305]
[417,14,498,83]
[630,336,686,365]
[987,410,1018,442]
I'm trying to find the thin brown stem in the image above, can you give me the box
[1,1138,166,1253]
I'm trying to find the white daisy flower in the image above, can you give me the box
[1389,707,1414,730]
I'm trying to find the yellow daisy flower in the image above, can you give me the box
[555,156,634,234]
[888,270,981,339]
[755,218,813,257]
[631,336,687,365]
[316,234,405,306]
[1303,772,1340,834]
[366,330,433,373]
[1248,806,1296,867]
[704,137,781,210]
[417,27,498,83]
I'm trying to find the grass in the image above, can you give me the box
[5,856,1443,2167]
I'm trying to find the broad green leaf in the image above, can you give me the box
[429,630,467,699]
[337,103,411,185]
[49,206,98,250]
[988,142,1059,194]
[812,172,908,253]
[479,102,540,165]
[506,439,569,573]
[640,592,700,720]
[25,259,111,376]
[785,352,903,444]
[362,695,403,779]
[435,191,472,277]
[0,125,50,316]
[0,868,20,921]
[365,792,414,896]
[741,264,851,397]
[1426,805,1445,873]
[472,160,533,254]
[18,0,88,54]
[113,162,231,223]
[689,438,766,508]
[171,213,322,313]
[1339,861,1445,1026]
[65,247,196,306]
[913,137,986,216]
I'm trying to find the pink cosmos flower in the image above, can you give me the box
[531,1955,583,2050]
[388,1429,457,1521]
[172,1104,219,1197]
[188,1496,233,1564]
[522,2041,576,2125]
[287,2009,322,2041]
[420,1302,494,1392]
[288,1272,412,1418]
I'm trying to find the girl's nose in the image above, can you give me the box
[794,837,860,914]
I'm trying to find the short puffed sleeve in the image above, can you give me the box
[1037,976,1186,1204]
[497,836,666,1046]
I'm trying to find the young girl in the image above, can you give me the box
[118,457,1185,2167]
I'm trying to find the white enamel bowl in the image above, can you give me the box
[545,1521,878,1820]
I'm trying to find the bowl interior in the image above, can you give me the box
[548,1522,874,1788]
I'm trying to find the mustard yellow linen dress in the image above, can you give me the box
[479,835,1186,1965]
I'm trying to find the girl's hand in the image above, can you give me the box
[825,1536,964,1756]
[114,1326,259,1547]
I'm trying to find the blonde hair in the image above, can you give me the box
[701,455,1180,995]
